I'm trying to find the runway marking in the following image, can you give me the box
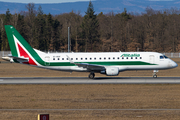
[1,109,180,111]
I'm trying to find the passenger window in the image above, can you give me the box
[117,57,119,59]
[62,58,64,60]
[71,58,73,60]
[76,58,78,60]
[58,58,60,60]
[90,58,92,60]
[135,57,137,59]
[81,58,83,60]
[99,58,101,60]
[104,57,106,60]
[53,58,55,60]
[108,57,110,60]
[126,57,128,59]
[122,57,124,59]
[131,57,133,59]
[67,58,68,60]
[140,57,142,59]
[113,57,115,59]
[94,58,96,60]
[85,58,87,60]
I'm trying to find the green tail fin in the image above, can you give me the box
[4,25,36,57]
[4,25,44,66]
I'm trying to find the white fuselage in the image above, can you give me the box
[35,51,177,72]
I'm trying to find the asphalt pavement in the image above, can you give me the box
[0,77,180,84]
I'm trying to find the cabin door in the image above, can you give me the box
[149,55,155,64]
[45,56,50,66]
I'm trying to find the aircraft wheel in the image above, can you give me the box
[89,73,95,79]
[153,70,158,78]
[153,75,157,78]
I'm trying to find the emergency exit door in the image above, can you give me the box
[149,55,155,64]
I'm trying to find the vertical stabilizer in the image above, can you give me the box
[5,25,36,57]
[4,25,44,66]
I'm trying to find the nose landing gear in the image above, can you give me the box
[89,72,95,79]
[153,70,158,78]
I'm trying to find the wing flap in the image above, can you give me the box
[75,62,105,71]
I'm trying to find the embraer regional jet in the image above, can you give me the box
[3,25,178,79]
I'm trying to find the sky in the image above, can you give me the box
[0,0,175,3]
[0,0,92,3]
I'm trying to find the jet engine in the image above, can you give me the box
[105,67,119,76]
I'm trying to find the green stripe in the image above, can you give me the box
[48,61,157,66]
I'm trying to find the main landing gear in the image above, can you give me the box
[89,72,95,79]
[153,70,159,78]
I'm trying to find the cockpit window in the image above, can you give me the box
[160,56,164,59]
[160,55,168,59]
[163,55,168,59]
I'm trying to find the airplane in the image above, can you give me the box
[3,25,178,79]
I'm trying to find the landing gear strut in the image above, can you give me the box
[89,72,95,79]
[153,70,158,78]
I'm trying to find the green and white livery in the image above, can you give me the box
[3,25,178,79]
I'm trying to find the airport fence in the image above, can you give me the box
[0,51,11,57]
[0,51,180,58]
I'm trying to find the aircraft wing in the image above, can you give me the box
[74,62,105,71]
[66,55,105,71]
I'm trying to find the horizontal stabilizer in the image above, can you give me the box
[10,56,29,61]
[9,56,29,63]
[2,55,29,63]
[2,56,11,61]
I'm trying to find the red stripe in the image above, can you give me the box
[17,43,37,66]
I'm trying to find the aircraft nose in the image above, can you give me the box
[171,61,178,68]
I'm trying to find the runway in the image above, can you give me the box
[1,109,180,111]
[0,77,180,84]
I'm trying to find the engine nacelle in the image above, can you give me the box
[106,67,119,76]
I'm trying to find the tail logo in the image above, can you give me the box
[13,35,37,66]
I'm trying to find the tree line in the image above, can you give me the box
[0,2,180,52]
